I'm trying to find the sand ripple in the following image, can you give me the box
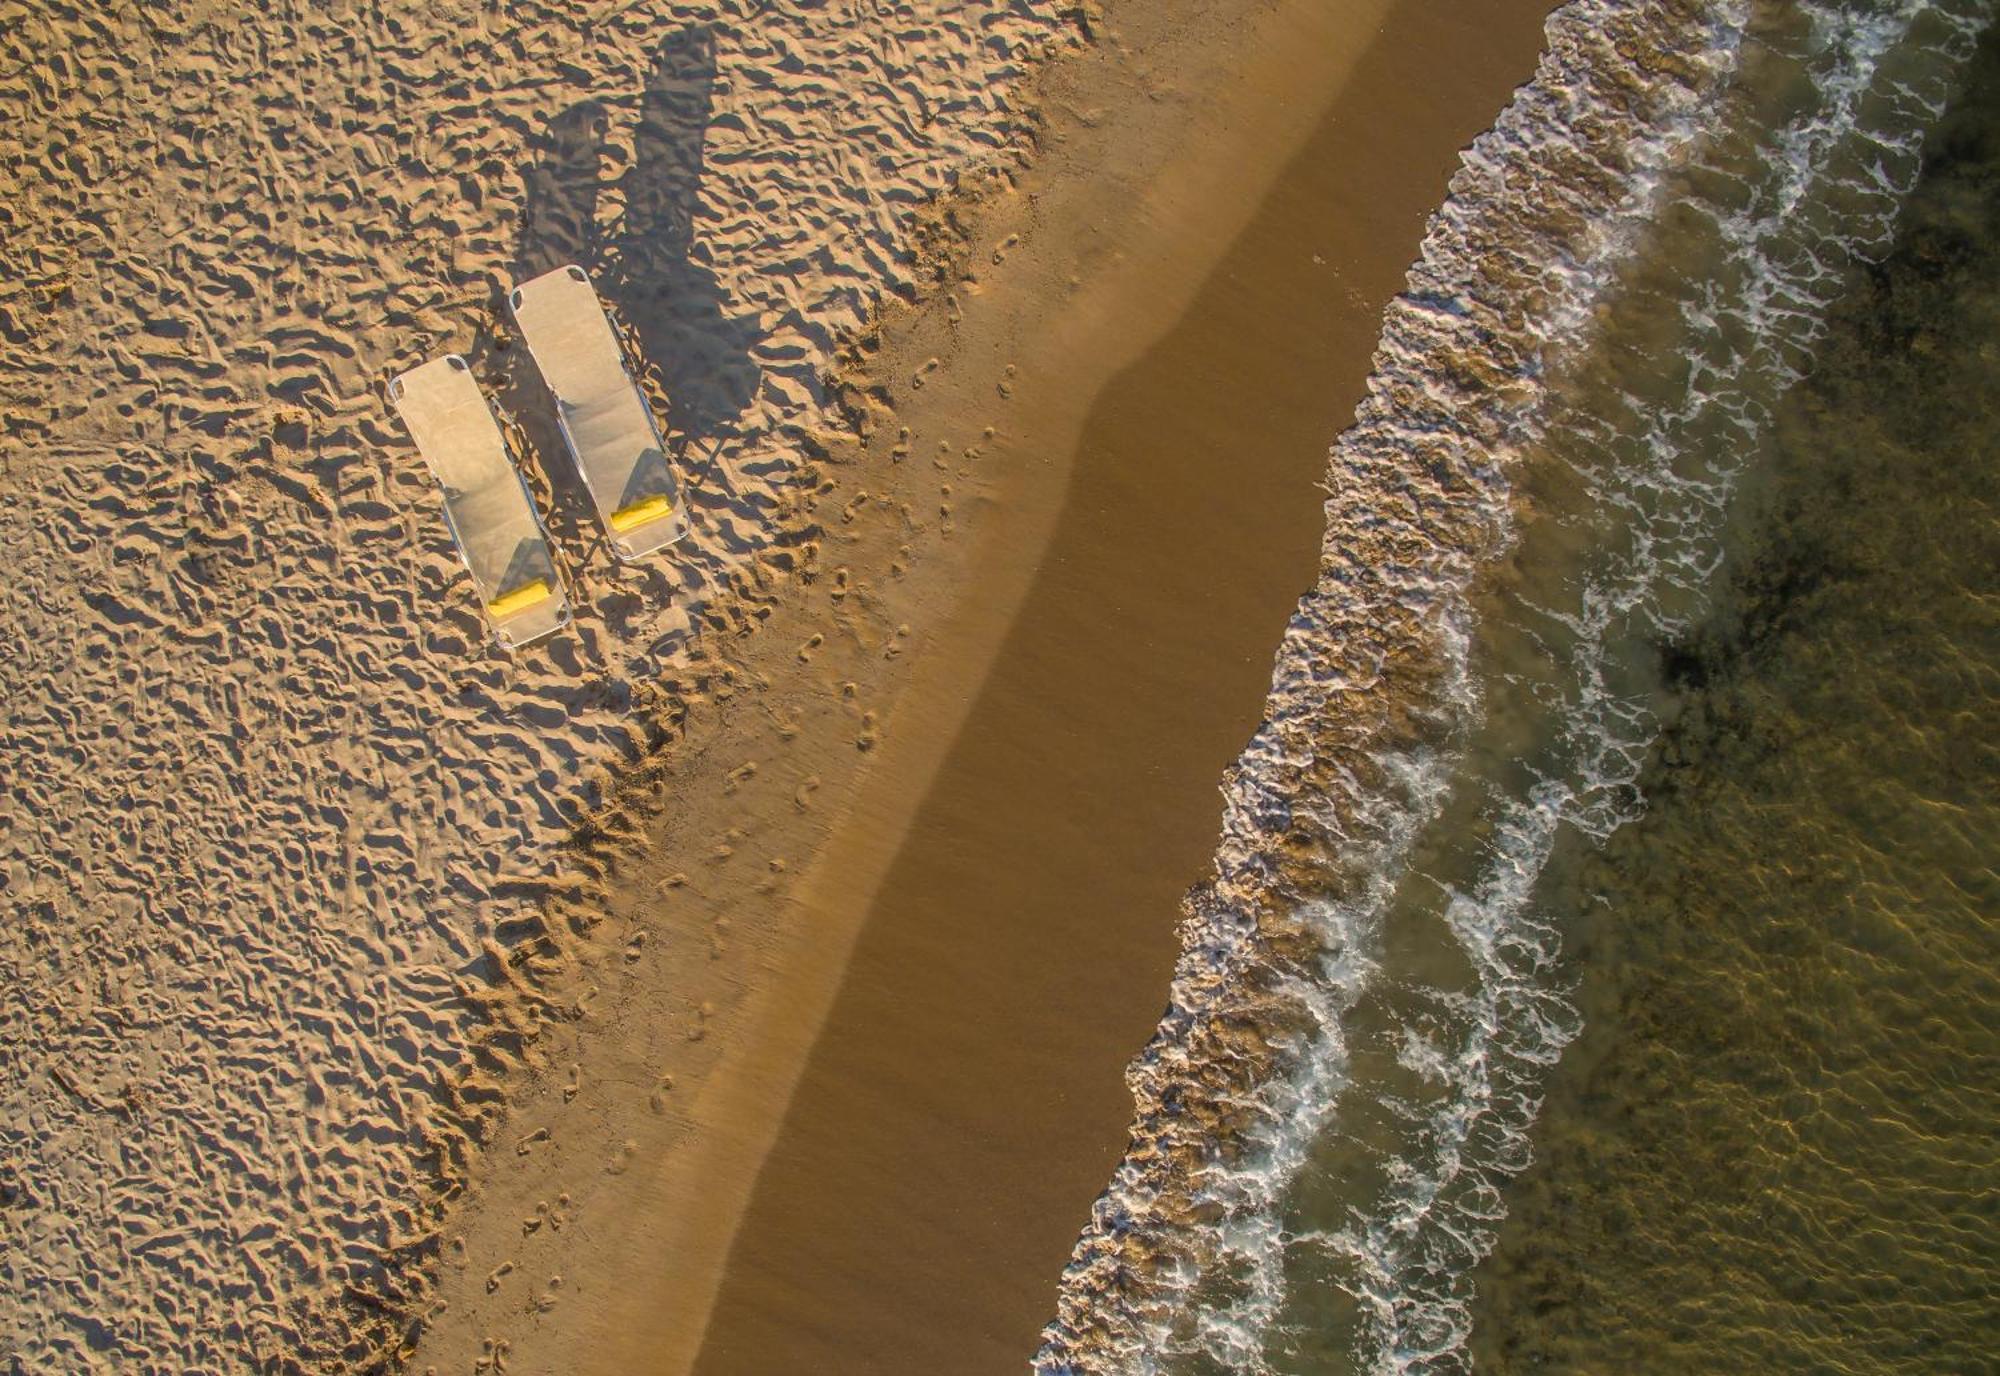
[0,0,1068,1367]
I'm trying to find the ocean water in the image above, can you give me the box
[1471,28,2000,1371]
[1038,1,1993,1371]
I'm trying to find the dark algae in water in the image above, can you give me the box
[1471,25,2000,1376]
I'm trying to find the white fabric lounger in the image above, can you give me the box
[389,355,570,650]
[508,264,689,560]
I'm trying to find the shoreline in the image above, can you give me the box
[5,3,1980,1371]
[692,2,1562,1370]
[413,0,1560,1370]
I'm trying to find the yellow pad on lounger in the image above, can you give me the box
[609,494,673,533]
[486,579,552,620]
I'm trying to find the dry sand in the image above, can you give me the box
[0,1,1076,1368]
[405,1,1561,1373]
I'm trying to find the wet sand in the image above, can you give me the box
[685,1,1560,1370]
[412,2,1395,1363]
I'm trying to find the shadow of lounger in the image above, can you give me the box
[389,354,571,650]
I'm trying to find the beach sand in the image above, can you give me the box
[0,1,1077,1367]
[412,0,1558,1372]
[0,0,1557,1369]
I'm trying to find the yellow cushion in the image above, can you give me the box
[486,578,552,620]
[610,494,673,533]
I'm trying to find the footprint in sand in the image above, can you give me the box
[536,1275,564,1312]
[515,1127,550,1157]
[649,1075,676,1113]
[857,710,880,751]
[562,1065,581,1103]
[797,633,823,663]
[605,1139,639,1175]
[485,1260,515,1294]
[992,232,1020,264]
[794,775,821,811]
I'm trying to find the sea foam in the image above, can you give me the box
[1036,1,1991,1370]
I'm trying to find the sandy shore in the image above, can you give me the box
[694,3,1564,1371]
[0,0,1559,1368]
[412,0,1559,1372]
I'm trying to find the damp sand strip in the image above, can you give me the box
[672,1,1562,1372]
[412,0,1562,1371]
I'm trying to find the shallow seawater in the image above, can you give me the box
[1470,24,2000,1373]
[1242,8,1993,1373]
[1039,2,1994,1372]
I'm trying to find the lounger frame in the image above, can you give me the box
[508,264,690,562]
[388,354,571,651]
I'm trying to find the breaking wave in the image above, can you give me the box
[1036,0,1991,1370]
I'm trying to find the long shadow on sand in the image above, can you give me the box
[511,26,762,443]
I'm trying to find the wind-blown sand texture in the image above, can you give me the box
[0,1,1074,1367]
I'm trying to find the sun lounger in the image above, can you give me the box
[389,355,570,650]
[508,264,689,560]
